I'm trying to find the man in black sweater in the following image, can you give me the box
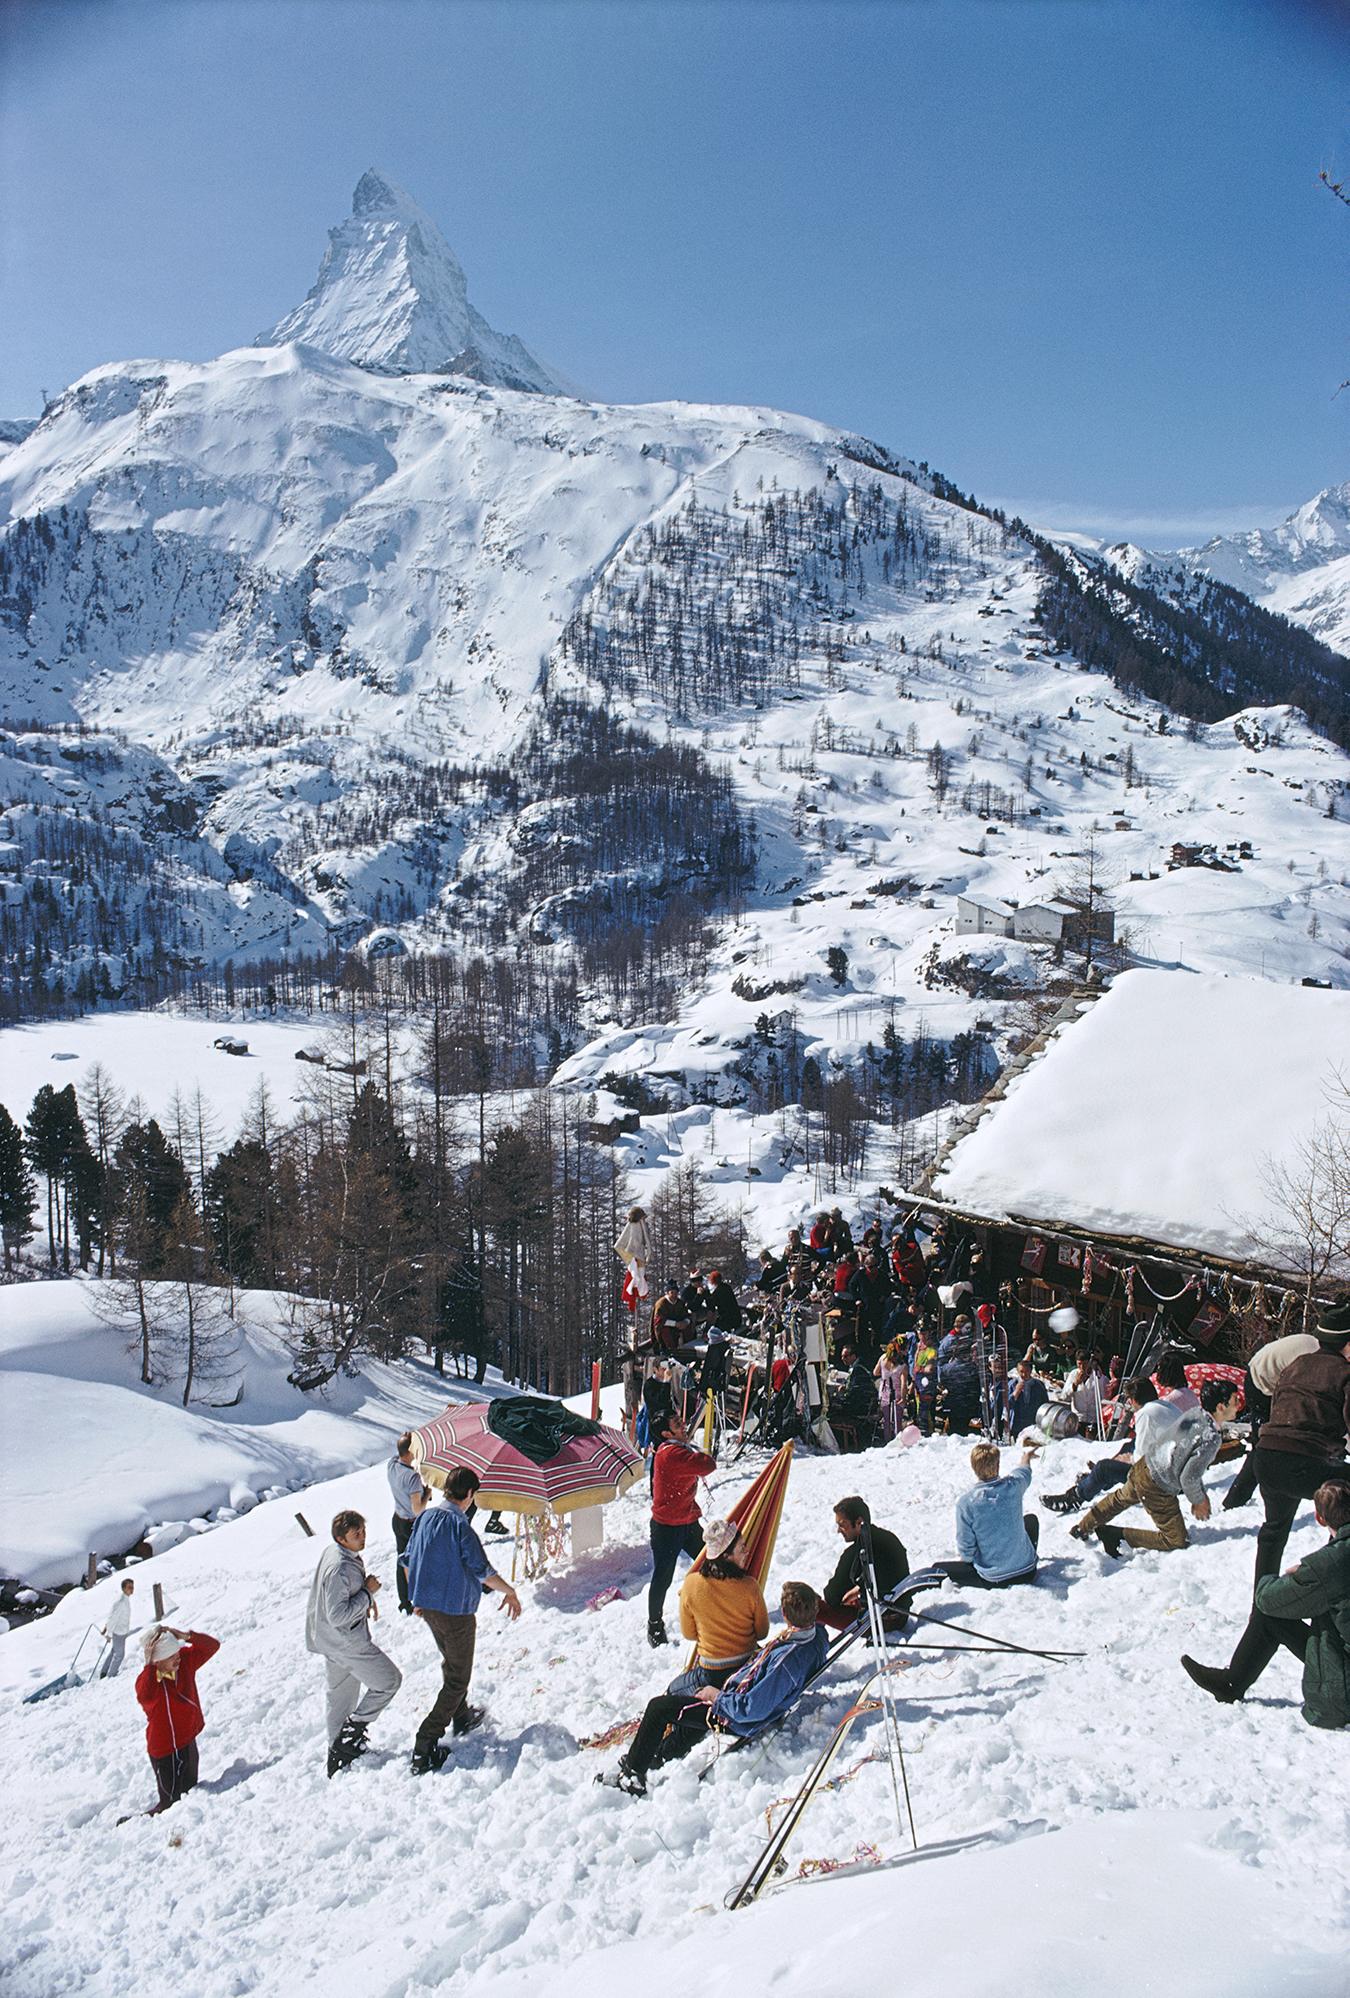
[817,1495,910,1632]
[1250,1300,1350,1584]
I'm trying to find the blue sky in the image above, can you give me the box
[0,0,1345,544]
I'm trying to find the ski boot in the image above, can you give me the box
[484,1512,510,1538]
[410,1738,451,1776]
[452,1703,486,1737]
[647,1617,668,1648]
[326,1719,368,1778]
[1042,1488,1085,1514]
[595,1758,647,1797]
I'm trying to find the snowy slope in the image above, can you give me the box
[260,170,568,393]
[0,1281,495,1587]
[0,1433,1343,1997]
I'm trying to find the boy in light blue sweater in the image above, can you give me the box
[937,1439,1042,1589]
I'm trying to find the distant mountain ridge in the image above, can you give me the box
[1109,485,1350,655]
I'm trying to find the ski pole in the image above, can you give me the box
[860,1522,919,1851]
[904,1602,1083,1660]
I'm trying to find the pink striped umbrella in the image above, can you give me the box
[412,1403,643,1517]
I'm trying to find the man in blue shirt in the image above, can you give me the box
[598,1581,828,1796]
[936,1439,1042,1589]
[405,1466,522,1774]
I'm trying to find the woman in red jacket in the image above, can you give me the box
[134,1626,220,1814]
[648,1416,716,1648]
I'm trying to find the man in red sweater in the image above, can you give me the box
[134,1626,220,1814]
[648,1415,716,1647]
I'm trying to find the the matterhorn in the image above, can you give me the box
[258,168,568,393]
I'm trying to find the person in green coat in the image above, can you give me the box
[1180,1478,1350,1728]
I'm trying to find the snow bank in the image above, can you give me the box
[0,1281,499,1587]
[931,969,1350,1262]
[0,1430,1343,1997]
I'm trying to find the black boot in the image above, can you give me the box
[647,1617,668,1648]
[410,1738,451,1775]
[1042,1488,1084,1514]
[452,1704,485,1737]
[1181,1655,1239,1703]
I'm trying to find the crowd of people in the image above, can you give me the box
[118,1242,1350,1816]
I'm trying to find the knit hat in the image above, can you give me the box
[142,1626,184,1668]
[1316,1297,1350,1342]
[703,1518,742,1561]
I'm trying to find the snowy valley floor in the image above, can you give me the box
[0,1432,1346,1998]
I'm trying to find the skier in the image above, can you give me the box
[832,1343,881,1449]
[817,1496,910,1630]
[937,1316,981,1434]
[305,1509,403,1777]
[910,1327,940,1435]
[703,1268,743,1336]
[99,1576,135,1678]
[874,1338,908,1439]
[1153,1348,1199,1410]
[673,1518,768,1689]
[1007,1355,1050,1437]
[597,1581,827,1796]
[387,1431,426,1614]
[652,1279,693,1355]
[754,1248,789,1295]
[647,1413,715,1646]
[827,1208,854,1258]
[1181,1477,1350,1727]
[134,1625,220,1814]
[1071,1377,1239,1558]
[847,1250,894,1361]
[613,1205,653,1302]
[1222,1324,1319,1510]
[935,1440,1042,1589]
[1245,1301,1350,1583]
[405,1468,522,1775]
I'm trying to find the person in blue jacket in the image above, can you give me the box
[935,1439,1042,1589]
[405,1466,522,1774]
[598,1581,827,1795]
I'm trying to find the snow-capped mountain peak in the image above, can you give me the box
[1189,482,1350,580]
[258,170,568,395]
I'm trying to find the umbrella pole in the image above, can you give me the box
[511,1515,521,1585]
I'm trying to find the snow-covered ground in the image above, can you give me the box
[0,1013,352,1132]
[0,1281,499,1588]
[0,1431,1343,1998]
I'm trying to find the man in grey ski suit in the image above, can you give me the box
[305,1508,402,1775]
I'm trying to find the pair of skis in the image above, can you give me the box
[1108,1311,1167,1438]
[974,1314,1011,1441]
[724,1578,1084,1908]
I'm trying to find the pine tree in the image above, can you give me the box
[0,1103,37,1271]
[112,1119,192,1275]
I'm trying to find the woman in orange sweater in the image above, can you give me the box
[675,1519,769,1691]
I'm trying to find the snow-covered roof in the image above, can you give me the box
[931,969,1350,1265]
[959,894,1015,919]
